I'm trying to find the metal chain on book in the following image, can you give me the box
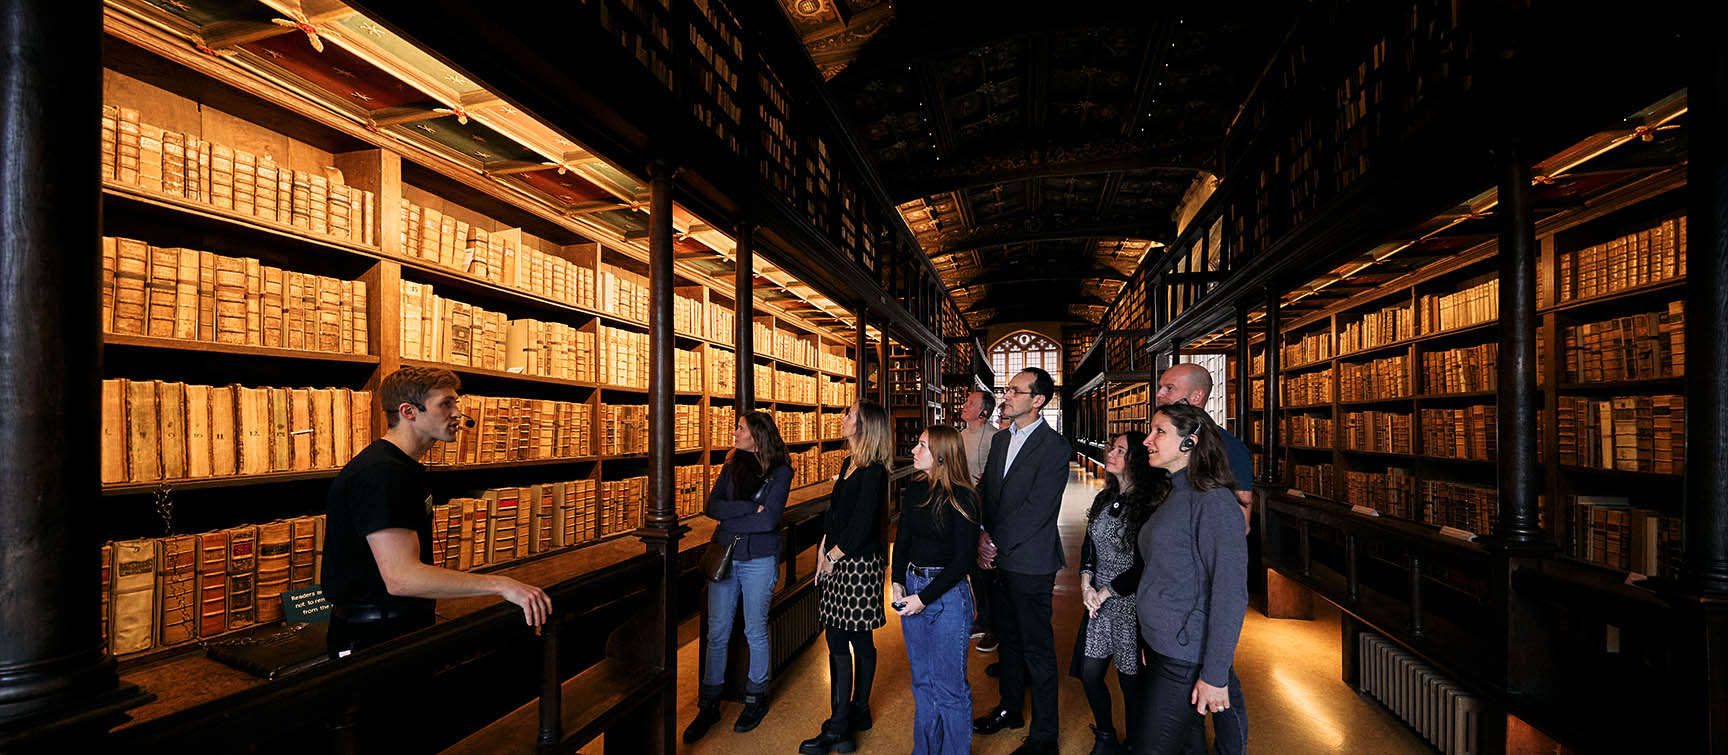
[155,482,202,646]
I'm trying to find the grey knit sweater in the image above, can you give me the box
[1134,467,1249,687]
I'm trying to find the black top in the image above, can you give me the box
[822,457,888,558]
[892,479,980,604]
[322,440,436,621]
[706,460,794,561]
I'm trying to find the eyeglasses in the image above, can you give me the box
[1003,387,1032,397]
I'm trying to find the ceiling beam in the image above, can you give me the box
[947,267,1129,289]
[886,141,1204,201]
[924,214,1178,258]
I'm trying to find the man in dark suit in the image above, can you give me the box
[973,367,1070,755]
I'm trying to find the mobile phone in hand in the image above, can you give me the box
[891,601,907,611]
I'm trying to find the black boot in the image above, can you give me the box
[682,684,723,743]
[733,690,771,733]
[849,702,873,732]
[798,720,856,755]
[850,639,876,732]
[1088,724,1119,755]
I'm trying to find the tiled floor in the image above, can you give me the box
[671,473,1433,754]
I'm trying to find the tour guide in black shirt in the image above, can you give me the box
[324,366,551,658]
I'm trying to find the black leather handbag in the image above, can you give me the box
[703,534,741,582]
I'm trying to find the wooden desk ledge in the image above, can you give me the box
[442,657,669,755]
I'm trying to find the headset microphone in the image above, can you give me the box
[1179,437,1195,453]
[457,413,477,429]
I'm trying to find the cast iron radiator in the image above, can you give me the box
[1357,632,1482,755]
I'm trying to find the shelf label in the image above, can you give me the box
[1284,488,1307,498]
[1438,526,1477,542]
[284,585,331,624]
[1350,505,1380,517]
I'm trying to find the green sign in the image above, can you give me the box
[283,585,331,624]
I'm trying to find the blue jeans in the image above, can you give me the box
[900,565,973,755]
[704,555,777,688]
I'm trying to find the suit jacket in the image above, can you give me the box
[980,419,1071,575]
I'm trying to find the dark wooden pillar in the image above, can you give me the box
[734,223,754,413]
[855,309,868,390]
[1235,302,1252,440]
[1493,143,1544,546]
[1682,2,1728,596]
[636,160,680,751]
[0,0,141,742]
[1262,288,1281,485]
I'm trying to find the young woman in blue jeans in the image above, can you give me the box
[683,411,793,743]
[892,425,980,755]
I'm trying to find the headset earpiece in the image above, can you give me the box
[1179,436,1195,453]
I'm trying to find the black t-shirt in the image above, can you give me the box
[322,439,435,620]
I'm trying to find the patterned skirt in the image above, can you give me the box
[818,552,887,632]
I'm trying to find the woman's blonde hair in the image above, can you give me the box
[846,400,893,471]
[917,425,978,527]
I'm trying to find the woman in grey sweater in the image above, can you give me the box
[1132,403,1249,754]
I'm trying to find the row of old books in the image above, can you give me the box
[1562,302,1684,383]
[790,447,820,488]
[818,450,849,480]
[774,409,820,443]
[753,322,821,369]
[821,377,855,407]
[676,405,703,449]
[676,464,707,518]
[396,199,598,307]
[1420,407,1496,461]
[820,351,854,376]
[673,292,736,346]
[598,264,651,325]
[1282,414,1334,447]
[1283,368,1333,406]
[709,405,737,449]
[598,325,650,389]
[101,380,372,484]
[429,481,598,571]
[1567,496,1682,576]
[776,370,820,404]
[1554,395,1686,474]
[676,348,703,392]
[1345,467,1418,520]
[400,283,598,381]
[708,348,737,396]
[423,395,590,466]
[102,106,374,246]
[1249,379,1265,411]
[102,237,369,354]
[1422,343,1497,395]
[1557,216,1687,303]
[1343,410,1413,454]
[599,403,648,455]
[599,477,648,537]
[1283,330,1333,367]
[1420,479,1495,534]
[821,411,843,439]
[1340,355,1409,401]
[1339,301,1415,354]
[102,515,324,656]
[754,364,774,400]
[1293,463,1337,499]
[1417,276,1497,334]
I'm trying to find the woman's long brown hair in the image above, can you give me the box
[917,425,979,528]
[1151,403,1236,493]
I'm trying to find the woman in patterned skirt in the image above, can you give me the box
[1072,431,1163,755]
[799,400,892,755]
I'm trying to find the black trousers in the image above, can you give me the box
[989,568,1059,741]
[1135,650,1207,755]
[326,613,433,660]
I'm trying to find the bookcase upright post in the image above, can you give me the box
[734,223,754,413]
[1493,142,1544,547]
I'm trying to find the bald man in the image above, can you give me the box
[1151,362,1253,755]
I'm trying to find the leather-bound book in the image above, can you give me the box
[210,144,234,211]
[332,388,353,465]
[361,190,375,247]
[351,390,371,456]
[235,386,270,475]
[138,124,163,193]
[290,171,311,229]
[308,175,328,235]
[185,383,211,478]
[254,157,278,222]
[352,280,368,355]
[455,498,476,571]
[268,387,290,472]
[285,271,306,350]
[254,520,292,623]
[213,255,246,344]
[100,543,112,644]
[198,250,216,341]
[195,139,212,204]
[147,244,177,338]
[195,530,229,638]
[100,105,118,182]
[420,206,442,262]
[126,379,160,483]
[161,130,186,198]
[234,150,256,217]
[156,381,187,480]
[101,379,128,484]
[170,248,198,340]
[115,108,140,185]
[317,276,341,352]
[209,385,237,476]
[312,514,326,584]
[108,538,158,655]
[485,488,519,566]
[157,534,199,646]
[288,388,312,471]
[338,280,353,354]
[328,182,351,240]
[262,266,284,348]
[244,257,263,346]
[224,524,258,630]
[532,483,555,554]
[100,237,117,331]
[430,503,451,570]
[311,388,335,469]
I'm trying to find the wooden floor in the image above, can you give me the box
[661,472,1434,755]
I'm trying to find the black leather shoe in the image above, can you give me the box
[849,702,873,732]
[1088,724,1120,755]
[682,702,722,743]
[1009,736,1060,755]
[798,723,856,755]
[733,692,771,733]
[972,706,1024,734]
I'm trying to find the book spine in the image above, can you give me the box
[225,525,258,630]
[253,521,292,623]
[196,531,229,638]
[157,534,199,646]
[108,538,159,654]
[101,379,128,484]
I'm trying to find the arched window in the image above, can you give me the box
[989,330,1063,431]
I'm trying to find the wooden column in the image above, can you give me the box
[0,0,142,741]
[1683,4,1728,595]
[734,223,754,413]
[1262,288,1281,485]
[855,309,868,390]
[1235,301,1252,439]
[635,160,679,751]
[1493,142,1543,546]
